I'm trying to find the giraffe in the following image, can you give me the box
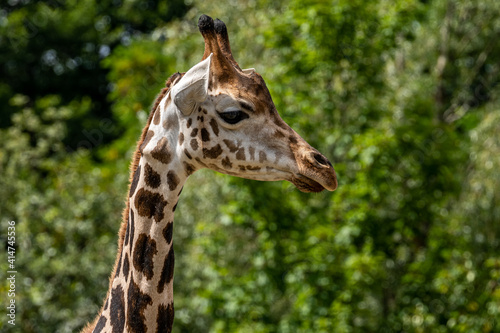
[82,14,337,333]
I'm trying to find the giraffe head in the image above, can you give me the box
[148,15,337,192]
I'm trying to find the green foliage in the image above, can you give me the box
[0,95,126,332]
[0,0,188,148]
[1,0,500,332]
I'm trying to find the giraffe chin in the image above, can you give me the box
[290,175,326,193]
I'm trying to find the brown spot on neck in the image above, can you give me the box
[123,253,130,282]
[140,131,155,154]
[157,303,174,333]
[132,233,158,280]
[129,210,135,250]
[144,163,161,188]
[151,138,173,165]
[125,215,131,246]
[115,252,123,279]
[110,285,125,333]
[129,165,142,197]
[157,247,175,293]
[163,114,178,132]
[153,107,161,125]
[127,276,153,333]
[94,316,107,333]
[134,188,168,222]
[163,222,173,244]
[166,170,180,191]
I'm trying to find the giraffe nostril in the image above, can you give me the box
[313,153,332,167]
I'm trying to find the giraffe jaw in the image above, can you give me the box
[290,165,338,193]
[290,174,328,193]
[227,166,337,193]
[218,168,331,192]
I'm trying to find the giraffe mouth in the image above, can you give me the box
[290,174,326,193]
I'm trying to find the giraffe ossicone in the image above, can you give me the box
[83,14,337,333]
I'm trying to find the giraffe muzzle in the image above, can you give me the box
[290,151,337,193]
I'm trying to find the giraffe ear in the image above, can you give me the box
[171,54,212,116]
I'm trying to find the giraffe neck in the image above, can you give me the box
[91,91,193,333]
[95,159,186,333]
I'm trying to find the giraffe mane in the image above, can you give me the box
[82,72,185,333]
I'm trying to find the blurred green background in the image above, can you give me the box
[1,0,499,332]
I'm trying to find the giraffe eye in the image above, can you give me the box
[218,110,249,124]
